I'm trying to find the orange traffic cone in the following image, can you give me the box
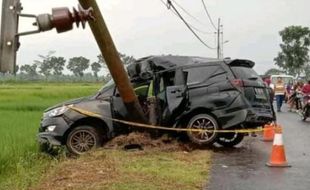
[266,126,291,167]
[261,123,274,142]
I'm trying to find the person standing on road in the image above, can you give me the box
[295,82,304,112]
[274,77,286,112]
[301,80,310,105]
[288,83,302,112]
[285,81,293,103]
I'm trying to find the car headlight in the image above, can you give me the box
[46,125,56,132]
[46,106,69,117]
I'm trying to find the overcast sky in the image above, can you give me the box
[1,0,310,74]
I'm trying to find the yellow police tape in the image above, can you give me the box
[67,105,266,133]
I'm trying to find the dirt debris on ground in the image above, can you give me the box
[31,132,211,190]
[103,132,199,152]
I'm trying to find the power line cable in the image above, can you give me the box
[160,0,216,49]
[188,23,214,35]
[159,0,213,35]
[171,0,208,27]
[201,0,217,30]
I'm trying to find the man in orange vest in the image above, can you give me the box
[274,77,286,112]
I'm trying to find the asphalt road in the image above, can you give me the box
[208,105,310,190]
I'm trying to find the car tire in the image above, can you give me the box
[66,125,103,155]
[187,114,219,145]
[216,132,244,147]
[39,143,63,156]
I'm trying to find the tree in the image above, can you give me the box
[34,51,55,78]
[97,52,136,67]
[119,52,136,65]
[95,52,137,82]
[20,64,38,76]
[96,52,136,79]
[50,56,66,75]
[15,65,19,73]
[67,56,90,77]
[97,54,106,66]
[274,26,310,77]
[91,61,102,80]
[304,63,310,80]
[264,68,284,76]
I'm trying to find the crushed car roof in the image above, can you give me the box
[127,55,255,79]
[136,55,221,70]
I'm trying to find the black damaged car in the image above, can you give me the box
[38,55,275,154]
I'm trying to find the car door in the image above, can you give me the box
[165,68,187,114]
[182,64,242,111]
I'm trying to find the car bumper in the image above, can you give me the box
[37,132,62,146]
[38,116,70,146]
[245,109,274,127]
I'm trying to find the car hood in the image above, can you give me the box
[44,96,93,112]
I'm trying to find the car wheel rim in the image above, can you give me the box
[188,117,217,143]
[69,130,96,154]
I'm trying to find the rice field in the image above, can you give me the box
[0,82,101,189]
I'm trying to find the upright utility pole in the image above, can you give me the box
[78,0,147,123]
[220,24,224,58]
[217,18,220,59]
[0,0,21,73]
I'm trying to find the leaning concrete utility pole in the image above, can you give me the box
[0,0,21,73]
[78,0,147,123]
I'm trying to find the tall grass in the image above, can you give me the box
[0,83,101,189]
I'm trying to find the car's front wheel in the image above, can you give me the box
[186,114,219,145]
[66,125,103,155]
[216,132,244,147]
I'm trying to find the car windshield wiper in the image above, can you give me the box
[95,91,103,99]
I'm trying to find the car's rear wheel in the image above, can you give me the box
[66,126,103,155]
[216,132,244,147]
[187,114,219,145]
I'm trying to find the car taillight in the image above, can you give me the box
[230,79,244,87]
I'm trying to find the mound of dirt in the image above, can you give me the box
[31,133,211,190]
[103,132,194,152]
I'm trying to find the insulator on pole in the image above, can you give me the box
[38,5,95,33]
[18,4,95,36]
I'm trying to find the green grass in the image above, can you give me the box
[0,83,101,190]
[115,151,210,190]
[33,150,211,190]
